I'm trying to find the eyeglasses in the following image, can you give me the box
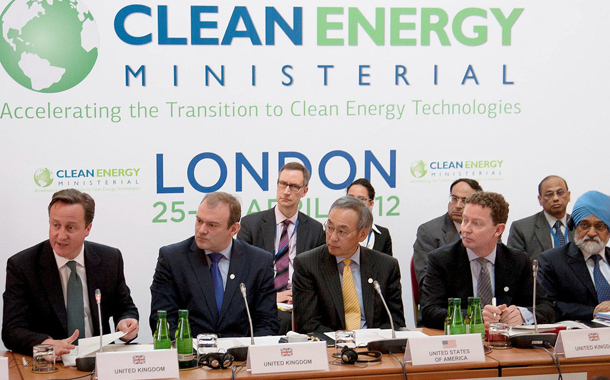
[324,221,356,238]
[277,180,305,192]
[449,195,467,204]
[541,189,568,200]
[348,195,372,203]
[576,221,609,233]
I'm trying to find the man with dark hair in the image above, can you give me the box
[413,178,482,285]
[346,178,393,255]
[3,189,139,356]
[292,196,405,333]
[151,192,278,337]
[421,191,555,329]
[237,162,325,333]
[508,175,573,260]
[538,191,610,321]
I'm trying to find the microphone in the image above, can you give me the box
[366,280,408,354]
[227,283,254,361]
[509,260,557,348]
[76,289,103,372]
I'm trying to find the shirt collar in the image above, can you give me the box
[466,245,497,264]
[335,246,361,266]
[205,240,233,260]
[54,244,86,269]
[371,224,381,234]
[275,206,298,226]
[543,211,568,229]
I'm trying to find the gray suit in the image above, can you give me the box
[507,211,574,260]
[413,213,460,285]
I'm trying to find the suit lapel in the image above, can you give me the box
[84,242,102,334]
[261,209,276,254]
[39,242,68,334]
[493,244,513,304]
[442,213,460,245]
[359,248,375,326]
[186,240,220,324]
[320,248,345,327]
[534,211,553,252]
[219,241,246,322]
[296,212,309,254]
[455,243,474,296]
[566,243,598,300]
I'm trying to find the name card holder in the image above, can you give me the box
[555,327,610,358]
[96,349,179,380]
[248,341,329,375]
[404,334,485,366]
[0,357,7,380]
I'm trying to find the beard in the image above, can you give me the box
[574,234,608,256]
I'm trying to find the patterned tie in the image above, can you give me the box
[591,255,610,302]
[554,220,566,246]
[274,220,291,291]
[476,257,493,307]
[66,261,85,340]
[209,253,224,315]
[342,259,361,330]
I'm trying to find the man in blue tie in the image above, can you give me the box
[150,192,278,337]
[538,191,610,321]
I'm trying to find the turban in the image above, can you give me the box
[571,191,610,229]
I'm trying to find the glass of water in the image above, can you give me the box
[32,344,56,373]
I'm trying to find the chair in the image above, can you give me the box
[410,256,420,325]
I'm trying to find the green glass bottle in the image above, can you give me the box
[444,298,454,335]
[470,297,485,339]
[176,310,194,368]
[450,298,465,335]
[464,297,474,334]
[154,310,171,349]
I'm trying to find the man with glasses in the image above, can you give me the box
[413,178,482,285]
[508,175,573,260]
[292,196,405,333]
[346,178,392,255]
[238,162,325,333]
[538,191,610,321]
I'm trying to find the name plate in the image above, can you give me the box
[555,327,610,358]
[96,349,179,380]
[0,357,7,380]
[248,341,329,375]
[404,334,485,366]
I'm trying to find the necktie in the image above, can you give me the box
[554,220,566,246]
[274,220,291,291]
[476,257,493,307]
[591,255,610,302]
[66,261,85,340]
[209,253,224,315]
[342,259,361,330]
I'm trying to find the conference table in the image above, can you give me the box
[7,329,610,380]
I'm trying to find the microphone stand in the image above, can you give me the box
[366,281,408,354]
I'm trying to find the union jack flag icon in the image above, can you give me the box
[280,347,293,356]
[588,333,600,341]
[133,355,146,364]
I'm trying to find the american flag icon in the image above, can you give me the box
[442,340,457,349]
[588,333,600,341]
[133,355,146,364]
[280,348,293,356]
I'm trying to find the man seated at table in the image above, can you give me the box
[292,196,405,333]
[421,191,555,329]
[2,189,139,356]
[538,190,610,321]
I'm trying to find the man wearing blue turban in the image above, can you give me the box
[538,191,610,321]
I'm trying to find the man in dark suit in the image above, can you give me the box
[346,178,393,255]
[292,196,405,333]
[508,175,573,260]
[421,191,555,329]
[150,192,278,337]
[413,178,482,285]
[538,191,610,321]
[2,189,139,356]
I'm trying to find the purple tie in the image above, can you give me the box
[274,220,291,291]
[209,253,224,315]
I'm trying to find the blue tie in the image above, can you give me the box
[554,221,566,246]
[591,255,610,302]
[209,253,224,315]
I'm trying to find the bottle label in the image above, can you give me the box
[178,353,194,362]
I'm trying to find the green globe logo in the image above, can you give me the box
[410,160,427,178]
[0,0,99,93]
[34,167,53,187]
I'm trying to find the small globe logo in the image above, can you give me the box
[410,160,427,178]
[0,0,99,93]
[34,167,53,187]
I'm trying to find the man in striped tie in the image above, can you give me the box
[538,191,610,321]
[292,196,405,333]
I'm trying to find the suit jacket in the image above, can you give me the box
[420,240,555,330]
[237,207,325,255]
[149,237,278,337]
[292,245,405,333]
[2,240,139,355]
[507,211,574,260]
[413,213,460,285]
[372,224,393,256]
[538,243,608,321]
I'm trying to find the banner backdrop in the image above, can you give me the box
[1,0,609,344]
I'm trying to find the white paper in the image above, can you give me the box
[61,331,126,366]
